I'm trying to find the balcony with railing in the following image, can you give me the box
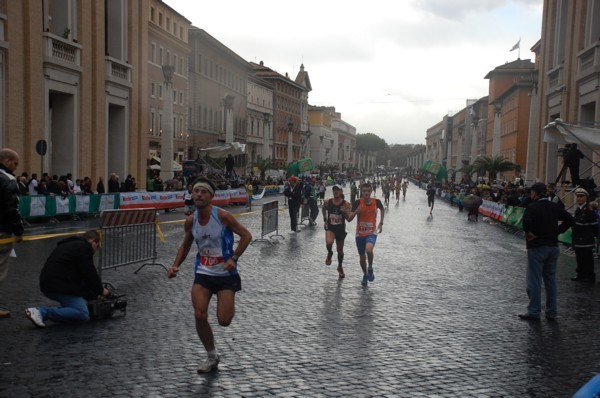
[43,32,81,71]
[106,56,132,86]
[547,64,563,91]
[577,41,600,81]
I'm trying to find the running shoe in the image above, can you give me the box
[25,307,45,328]
[361,274,368,285]
[197,355,219,374]
[367,267,375,282]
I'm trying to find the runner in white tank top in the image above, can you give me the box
[167,178,252,374]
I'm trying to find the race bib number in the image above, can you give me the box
[200,256,224,267]
[358,221,374,235]
[329,213,343,225]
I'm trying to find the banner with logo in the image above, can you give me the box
[119,192,184,209]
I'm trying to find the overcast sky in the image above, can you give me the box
[164,0,542,146]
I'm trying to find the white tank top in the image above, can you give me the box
[192,206,236,276]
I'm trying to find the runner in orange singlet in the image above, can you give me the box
[347,182,385,286]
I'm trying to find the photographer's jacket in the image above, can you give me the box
[40,236,103,299]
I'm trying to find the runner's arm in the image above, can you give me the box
[167,216,194,278]
[346,200,360,222]
[219,209,252,271]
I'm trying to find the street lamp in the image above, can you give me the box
[287,116,293,164]
[303,129,312,158]
[262,113,271,161]
[160,65,175,183]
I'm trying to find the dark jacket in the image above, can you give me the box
[572,204,598,248]
[284,182,303,206]
[523,197,574,249]
[47,179,61,195]
[96,181,105,194]
[40,236,103,299]
[0,164,24,236]
[108,178,120,193]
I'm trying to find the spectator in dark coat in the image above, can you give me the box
[96,177,105,194]
[0,148,24,318]
[25,231,109,328]
[108,173,120,193]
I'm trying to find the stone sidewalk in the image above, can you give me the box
[2,184,600,397]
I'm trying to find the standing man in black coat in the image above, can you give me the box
[520,182,574,321]
[108,173,120,193]
[224,154,235,179]
[283,176,303,232]
[565,143,584,186]
[570,188,598,282]
[25,230,108,328]
[0,148,24,318]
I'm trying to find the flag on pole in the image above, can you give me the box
[510,39,520,52]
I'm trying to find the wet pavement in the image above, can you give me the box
[2,183,600,397]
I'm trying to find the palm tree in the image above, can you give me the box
[253,158,273,179]
[472,155,515,182]
[461,164,478,181]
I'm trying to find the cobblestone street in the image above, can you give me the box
[2,183,600,397]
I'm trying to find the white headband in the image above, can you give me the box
[193,182,214,195]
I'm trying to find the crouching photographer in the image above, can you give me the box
[25,230,108,328]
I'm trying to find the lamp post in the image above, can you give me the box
[303,129,312,159]
[287,116,293,165]
[262,113,271,161]
[492,100,502,157]
[160,64,175,183]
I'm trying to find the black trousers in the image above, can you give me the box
[575,247,595,280]
[308,198,319,221]
[288,202,300,231]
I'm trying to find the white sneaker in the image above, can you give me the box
[197,355,219,373]
[25,307,45,328]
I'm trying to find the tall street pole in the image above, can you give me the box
[160,65,174,183]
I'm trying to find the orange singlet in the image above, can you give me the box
[356,198,379,237]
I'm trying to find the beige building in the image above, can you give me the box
[0,0,152,183]
[247,74,274,167]
[308,106,357,172]
[529,0,600,185]
[250,61,306,169]
[188,27,250,173]
[425,117,449,166]
[332,119,356,172]
[147,1,191,171]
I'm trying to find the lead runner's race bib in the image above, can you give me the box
[199,255,224,267]
[358,221,375,235]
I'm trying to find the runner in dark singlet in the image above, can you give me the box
[322,184,351,278]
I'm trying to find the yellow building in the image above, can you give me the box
[529,0,600,184]
[0,0,187,186]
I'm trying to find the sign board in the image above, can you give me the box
[35,140,48,156]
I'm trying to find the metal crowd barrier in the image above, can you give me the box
[251,200,284,245]
[98,208,165,276]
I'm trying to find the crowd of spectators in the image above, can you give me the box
[15,172,139,196]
